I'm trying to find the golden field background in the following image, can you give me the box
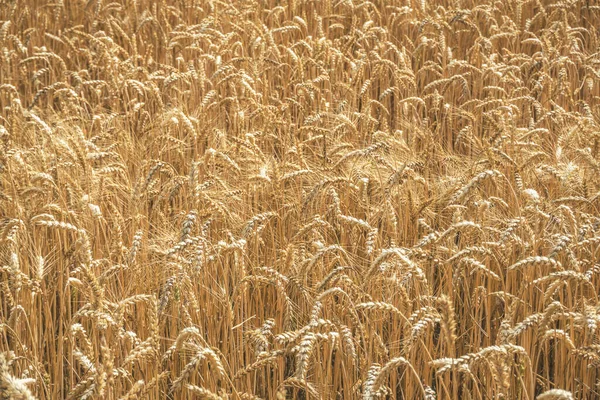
[1,0,600,398]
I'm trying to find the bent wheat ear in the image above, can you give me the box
[537,389,574,400]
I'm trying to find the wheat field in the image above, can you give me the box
[0,0,599,398]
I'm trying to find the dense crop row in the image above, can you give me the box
[1,0,599,398]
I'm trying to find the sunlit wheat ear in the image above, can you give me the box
[537,389,574,400]
[0,352,36,400]
[282,377,320,399]
[185,384,223,400]
[233,350,284,380]
[239,392,265,400]
[118,380,145,400]
[362,363,381,400]
[170,346,226,393]
[508,256,562,272]
[295,332,316,378]
[371,357,425,398]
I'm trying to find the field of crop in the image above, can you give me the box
[1,0,599,398]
